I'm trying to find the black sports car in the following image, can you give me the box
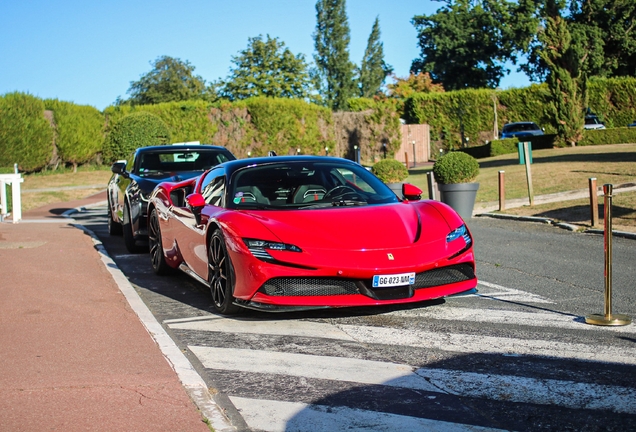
[107,144,236,252]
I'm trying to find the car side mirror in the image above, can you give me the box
[402,183,422,201]
[111,161,129,178]
[186,193,206,225]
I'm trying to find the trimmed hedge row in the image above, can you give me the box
[460,127,636,159]
[44,99,104,169]
[404,77,636,150]
[103,112,171,162]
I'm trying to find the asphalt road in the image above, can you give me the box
[75,206,636,431]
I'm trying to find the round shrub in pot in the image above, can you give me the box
[372,159,409,198]
[432,152,480,219]
[372,158,409,183]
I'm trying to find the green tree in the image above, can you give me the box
[387,72,445,99]
[411,0,538,90]
[125,56,207,105]
[219,35,311,100]
[313,0,357,111]
[570,0,636,77]
[358,17,392,97]
[539,0,585,146]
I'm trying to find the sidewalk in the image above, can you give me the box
[0,191,232,431]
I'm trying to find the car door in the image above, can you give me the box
[172,168,226,280]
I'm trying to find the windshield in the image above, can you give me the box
[136,150,233,176]
[228,161,399,210]
[503,123,540,133]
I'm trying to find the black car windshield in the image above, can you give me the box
[503,123,540,133]
[228,161,399,210]
[136,150,233,176]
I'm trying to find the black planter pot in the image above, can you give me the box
[438,182,480,220]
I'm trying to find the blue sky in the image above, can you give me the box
[0,0,531,111]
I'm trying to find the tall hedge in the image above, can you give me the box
[241,97,334,157]
[45,99,104,170]
[345,97,402,162]
[103,111,171,162]
[0,92,54,172]
[404,77,636,149]
[103,100,218,144]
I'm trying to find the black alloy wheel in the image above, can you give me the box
[208,230,240,315]
[123,203,145,253]
[148,209,173,275]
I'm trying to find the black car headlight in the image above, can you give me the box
[243,238,302,261]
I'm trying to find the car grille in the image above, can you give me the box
[413,264,475,290]
[260,278,360,297]
[258,263,475,297]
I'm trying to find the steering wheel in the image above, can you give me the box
[324,185,357,200]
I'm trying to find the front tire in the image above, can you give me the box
[208,230,240,315]
[149,209,173,275]
[123,203,145,254]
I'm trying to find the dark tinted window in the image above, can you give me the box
[135,149,233,175]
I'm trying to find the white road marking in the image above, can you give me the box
[475,280,554,304]
[189,346,440,392]
[419,369,636,414]
[337,324,636,365]
[169,317,356,341]
[230,397,504,432]
[393,306,636,333]
[192,346,636,415]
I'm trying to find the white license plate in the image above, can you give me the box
[372,272,415,288]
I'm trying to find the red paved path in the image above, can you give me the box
[0,191,213,431]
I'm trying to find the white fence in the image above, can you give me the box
[0,173,24,223]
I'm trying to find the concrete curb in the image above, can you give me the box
[477,212,636,240]
[64,206,237,432]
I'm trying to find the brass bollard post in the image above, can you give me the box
[585,184,632,326]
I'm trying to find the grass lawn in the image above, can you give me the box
[19,166,112,212]
[405,143,636,232]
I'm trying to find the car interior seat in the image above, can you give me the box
[292,184,327,203]
[234,186,271,205]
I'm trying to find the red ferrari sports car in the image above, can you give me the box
[148,156,476,314]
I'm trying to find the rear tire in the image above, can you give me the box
[123,203,145,254]
[208,230,240,315]
[149,208,173,275]
[107,199,122,236]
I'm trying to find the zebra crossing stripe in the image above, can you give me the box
[229,396,505,432]
[337,324,636,365]
[168,316,357,341]
[393,307,636,333]
[191,346,636,414]
[189,346,440,392]
[476,281,554,303]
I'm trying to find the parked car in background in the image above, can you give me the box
[628,120,636,128]
[584,114,606,130]
[147,156,477,314]
[500,122,544,139]
[107,144,236,253]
